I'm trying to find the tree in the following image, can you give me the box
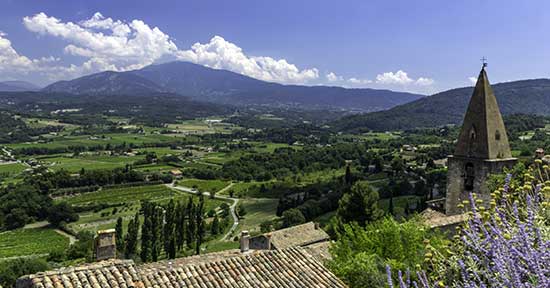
[0,258,50,288]
[336,181,383,226]
[186,198,195,248]
[388,192,394,216]
[163,200,175,256]
[329,218,446,288]
[195,196,205,255]
[236,203,247,218]
[115,217,124,253]
[281,208,305,228]
[260,220,274,233]
[211,215,220,235]
[124,213,139,258]
[345,164,353,185]
[175,200,186,251]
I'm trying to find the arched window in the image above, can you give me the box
[464,162,475,191]
[495,130,501,141]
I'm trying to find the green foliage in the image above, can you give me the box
[47,202,79,227]
[336,181,383,226]
[0,228,69,258]
[281,208,306,228]
[329,218,447,288]
[0,258,50,288]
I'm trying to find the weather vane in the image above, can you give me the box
[481,57,488,69]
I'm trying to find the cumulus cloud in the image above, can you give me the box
[176,36,318,84]
[375,70,434,87]
[326,72,343,82]
[415,77,434,86]
[469,76,477,85]
[375,70,414,85]
[19,12,319,84]
[0,30,64,81]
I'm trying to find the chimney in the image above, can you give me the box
[240,230,250,253]
[95,229,116,261]
[314,222,320,230]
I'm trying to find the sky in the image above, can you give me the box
[0,0,549,94]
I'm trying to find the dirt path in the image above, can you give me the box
[55,229,77,245]
[166,182,239,241]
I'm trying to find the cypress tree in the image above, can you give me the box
[124,212,139,258]
[140,217,152,262]
[186,198,195,248]
[175,200,186,251]
[115,217,124,254]
[163,200,175,255]
[195,195,205,255]
[211,215,220,235]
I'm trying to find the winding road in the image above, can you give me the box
[166,182,239,241]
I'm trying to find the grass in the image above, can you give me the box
[204,240,239,253]
[238,198,279,235]
[177,179,230,193]
[0,228,69,258]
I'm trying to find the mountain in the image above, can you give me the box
[43,61,424,111]
[0,81,40,92]
[331,78,550,132]
[42,71,165,95]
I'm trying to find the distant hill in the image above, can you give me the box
[331,79,550,132]
[0,81,40,92]
[43,61,424,112]
[42,71,165,95]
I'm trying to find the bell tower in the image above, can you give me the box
[445,64,517,215]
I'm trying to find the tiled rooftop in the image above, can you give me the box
[17,247,346,288]
[266,222,330,249]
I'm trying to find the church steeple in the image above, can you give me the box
[453,66,512,159]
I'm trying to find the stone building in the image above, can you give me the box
[445,65,517,215]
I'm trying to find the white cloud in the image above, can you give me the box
[20,12,319,84]
[326,72,343,82]
[375,70,413,85]
[176,36,318,84]
[347,77,372,85]
[415,77,434,86]
[374,70,434,87]
[468,76,477,84]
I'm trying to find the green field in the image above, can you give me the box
[6,133,179,151]
[177,179,230,193]
[0,228,69,258]
[63,185,180,206]
[238,198,279,235]
[37,154,144,172]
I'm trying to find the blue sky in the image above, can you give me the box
[0,0,548,94]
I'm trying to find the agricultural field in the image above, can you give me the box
[6,133,179,151]
[165,119,239,135]
[177,179,231,193]
[36,154,144,172]
[59,184,228,233]
[237,198,279,236]
[0,162,26,176]
[0,228,69,259]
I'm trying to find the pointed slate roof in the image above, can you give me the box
[454,66,512,159]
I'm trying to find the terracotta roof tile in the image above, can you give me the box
[18,247,345,288]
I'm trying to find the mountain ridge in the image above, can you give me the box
[42,61,424,112]
[0,81,41,92]
[330,78,550,132]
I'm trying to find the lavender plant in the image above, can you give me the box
[388,168,550,288]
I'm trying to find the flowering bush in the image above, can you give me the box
[388,165,550,288]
